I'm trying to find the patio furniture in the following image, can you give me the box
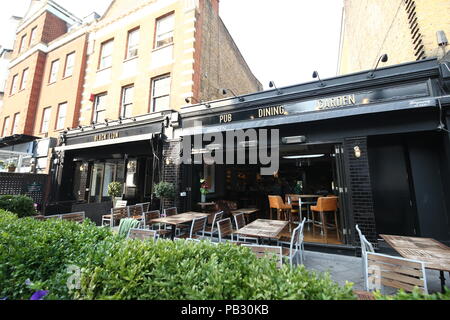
[234,219,290,244]
[127,205,144,221]
[242,244,283,269]
[60,212,85,223]
[310,196,340,241]
[233,212,258,243]
[365,252,428,294]
[231,208,259,224]
[203,211,224,239]
[178,216,208,240]
[142,210,171,238]
[281,218,306,266]
[356,225,375,286]
[137,202,150,212]
[115,200,127,208]
[380,234,450,293]
[163,207,178,217]
[150,212,209,240]
[102,207,128,227]
[268,195,292,222]
[216,218,249,245]
[127,228,157,241]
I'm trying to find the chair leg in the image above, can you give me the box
[334,210,340,241]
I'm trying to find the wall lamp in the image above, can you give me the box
[312,71,326,87]
[269,81,283,95]
[368,54,388,78]
[282,136,307,144]
[185,97,211,108]
[222,89,245,102]
[354,146,362,158]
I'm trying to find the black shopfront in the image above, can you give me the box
[52,115,166,215]
[178,58,450,248]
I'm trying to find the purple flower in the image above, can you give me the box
[30,290,48,300]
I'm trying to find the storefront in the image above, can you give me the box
[53,113,173,208]
[177,58,450,248]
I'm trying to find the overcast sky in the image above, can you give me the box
[0,0,344,89]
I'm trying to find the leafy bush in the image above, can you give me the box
[0,195,36,218]
[154,181,176,199]
[107,182,123,198]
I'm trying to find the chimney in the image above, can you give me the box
[210,0,219,15]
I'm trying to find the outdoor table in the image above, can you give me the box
[380,234,450,293]
[150,212,210,240]
[231,208,259,224]
[234,219,289,243]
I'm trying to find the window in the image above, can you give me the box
[20,68,29,90]
[99,40,113,69]
[94,94,107,123]
[64,52,75,78]
[155,14,174,48]
[2,117,10,137]
[41,107,51,133]
[19,34,27,53]
[126,28,139,59]
[56,102,67,130]
[10,74,18,94]
[12,113,20,134]
[121,85,134,118]
[29,27,37,45]
[49,59,60,83]
[151,75,171,112]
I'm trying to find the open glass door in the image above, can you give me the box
[333,144,350,244]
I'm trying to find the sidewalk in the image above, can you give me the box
[303,251,445,294]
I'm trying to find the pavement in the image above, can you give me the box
[302,250,446,294]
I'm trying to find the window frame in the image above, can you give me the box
[63,52,76,78]
[93,93,107,123]
[10,74,19,95]
[55,102,67,130]
[49,59,60,84]
[20,68,29,90]
[19,34,27,53]
[12,113,20,135]
[29,27,37,46]
[154,12,175,49]
[125,27,140,60]
[99,39,114,70]
[2,117,11,137]
[41,107,52,134]
[120,85,134,118]
[150,74,171,113]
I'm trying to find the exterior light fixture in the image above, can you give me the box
[269,81,282,95]
[222,89,245,102]
[186,97,211,108]
[354,146,362,158]
[283,154,325,159]
[312,71,326,87]
[368,54,388,78]
[281,136,307,144]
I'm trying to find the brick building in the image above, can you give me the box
[338,0,450,75]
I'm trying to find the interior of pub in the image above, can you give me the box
[192,142,345,245]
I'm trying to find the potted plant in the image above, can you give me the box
[154,181,176,212]
[7,161,17,173]
[200,179,209,203]
[107,181,123,207]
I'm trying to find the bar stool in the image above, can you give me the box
[310,196,340,241]
[268,195,292,222]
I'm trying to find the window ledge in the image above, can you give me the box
[97,66,112,73]
[152,43,174,53]
[123,55,139,63]
[62,75,73,80]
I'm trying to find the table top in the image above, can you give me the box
[232,208,260,215]
[234,219,289,240]
[197,202,216,206]
[150,212,209,225]
[380,234,450,272]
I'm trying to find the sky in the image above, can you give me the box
[0,0,344,89]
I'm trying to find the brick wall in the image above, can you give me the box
[41,12,68,44]
[343,137,378,248]
[162,139,182,211]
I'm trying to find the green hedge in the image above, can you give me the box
[0,211,449,300]
[0,195,36,218]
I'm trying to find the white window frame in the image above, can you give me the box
[155,14,174,49]
[151,75,171,112]
[2,117,10,137]
[99,40,113,69]
[12,113,20,135]
[10,74,18,95]
[56,102,67,130]
[126,28,139,59]
[49,59,60,83]
[19,34,27,53]
[121,85,134,118]
[29,27,37,46]
[41,107,51,133]
[20,68,29,90]
[94,94,107,123]
[64,52,75,78]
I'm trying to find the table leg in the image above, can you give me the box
[440,271,447,293]
[170,224,177,240]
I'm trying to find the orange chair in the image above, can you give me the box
[310,196,340,241]
[268,195,292,222]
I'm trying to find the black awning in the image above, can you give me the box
[0,134,38,147]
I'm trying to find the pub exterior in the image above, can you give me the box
[173,58,450,250]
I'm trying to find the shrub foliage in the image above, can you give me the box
[0,195,36,218]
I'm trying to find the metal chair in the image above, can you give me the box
[233,212,258,243]
[281,218,306,266]
[203,211,224,239]
[142,210,171,238]
[102,207,128,227]
[137,202,151,212]
[163,207,178,217]
[127,228,157,241]
[179,216,208,240]
[127,205,144,221]
[242,244,283,269]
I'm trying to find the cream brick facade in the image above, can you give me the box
[338,0,450,75]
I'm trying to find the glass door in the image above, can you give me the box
[333,144,350,244]
[90,163,104,203]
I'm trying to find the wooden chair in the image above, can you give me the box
[142,210,171,238]
[163,207,178,217]
[242,244,283,269]
[217,218,250,245]
[60,212,85,224]
[178,216,208,240]
[310,196,340,241]
[44,214,62,220]
[137,202,151,212]
[102,207,128,227]
[361,252,428,296]
[127,228,157,241]
[127,205,144,221]
[281,218,306,266]
[268,195,292,221]
[356,225,375,286]
[203,211,224,239]
[233,212,258,243]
